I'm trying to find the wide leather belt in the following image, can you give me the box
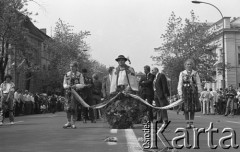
[117,85,126,89]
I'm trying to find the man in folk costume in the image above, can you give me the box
[63,61,85,129]
[152,67,170,129]
[106,55,138,128]
[110,55,138,93]
[0,75,15,125]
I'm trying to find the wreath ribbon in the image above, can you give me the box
[128,93,183,110]
[71,89,121,109]
[70,89,183,110]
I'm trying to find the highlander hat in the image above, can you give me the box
[115,55,128,62]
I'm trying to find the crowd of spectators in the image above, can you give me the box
[12,89,64,117]
[171,85,240,116]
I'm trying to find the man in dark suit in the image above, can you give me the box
[152,67,170,127]
[78,69,95,123]
[139,65,155,121]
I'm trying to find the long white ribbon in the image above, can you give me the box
[90,92,121,109]
[71,89,90,108]
[70,89,183,110]
[128,93,183,110]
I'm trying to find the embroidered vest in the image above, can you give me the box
[65,71,82,86]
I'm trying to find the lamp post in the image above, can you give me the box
[192,1,225,89]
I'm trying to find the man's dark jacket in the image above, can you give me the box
[154,73,170,106]
[139,73,155,98]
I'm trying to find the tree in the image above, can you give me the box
[46,19,91,92]
[0,0,37,83]
[46,19,109,92]
[152,11,217,95]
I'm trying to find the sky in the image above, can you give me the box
[27,0,240,72]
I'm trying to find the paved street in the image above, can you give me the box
[0,111,239,152]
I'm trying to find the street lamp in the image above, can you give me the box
[192,1,226,89]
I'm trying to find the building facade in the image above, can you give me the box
[5,17,54,93]
[206,17,240,90]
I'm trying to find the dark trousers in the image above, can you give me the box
[77,105,82,121]
[82,96,95,121]
[14,102,20,116]
[92,94,101,119]
[141,93,153,121]
[154,93,168,123]
[0,94,14,122]
[19,101,24,115]
[216,101,223,114]
[24,102,32,115]
[50,104,57,114]
[225,98,234,115]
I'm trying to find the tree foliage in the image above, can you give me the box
[0,0,38,83]
[152,11,217,95]
[46,19,107,92]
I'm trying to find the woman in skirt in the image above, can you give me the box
[177,59,202,129]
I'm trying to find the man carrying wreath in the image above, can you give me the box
[105,55,139,128]
[110,55,138,93]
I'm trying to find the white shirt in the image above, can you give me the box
[30,95,35,103]
[2,83,11,93]
[236,91,240,99]
[153,72,159,91]
[109,74,112,83]
[23,94,29,102]
[14,92,20,103]
[210,91,217,102]
[117,70,128,86]
[0,82,15,93]
[177,70,202,96]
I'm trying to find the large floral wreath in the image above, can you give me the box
[104,92,145,129]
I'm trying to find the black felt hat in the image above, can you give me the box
[115,55,128,62]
